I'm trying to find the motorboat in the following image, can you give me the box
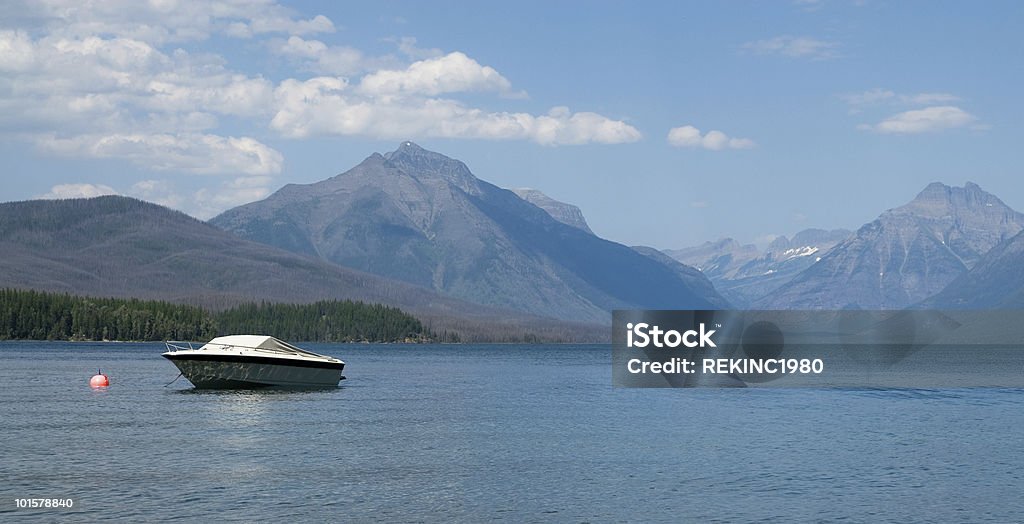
[162,335,345,388]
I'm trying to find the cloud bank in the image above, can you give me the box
[1,0,641,217]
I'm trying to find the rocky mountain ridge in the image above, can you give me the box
[212,142,728,321]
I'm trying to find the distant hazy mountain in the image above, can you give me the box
[925,228,1024,308]
[0,196,605,342]
[759,182,1024,309]
[629,245,727,304]
[0,196,430,307]
[211,142,727,321]
[666,229,851,306]
[510,188,594,234]
[666,238,761,281]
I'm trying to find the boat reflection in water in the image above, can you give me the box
[163,335,345,389]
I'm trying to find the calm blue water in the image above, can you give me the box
[1,342,1023,522]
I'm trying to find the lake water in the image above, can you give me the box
[1,342,1023,522]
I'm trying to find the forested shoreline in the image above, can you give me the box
[0,289,445,343]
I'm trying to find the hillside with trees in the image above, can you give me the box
[0,196,606,343]
[0,289,438,343]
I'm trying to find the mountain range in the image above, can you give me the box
[924,227,1024,309]
[211,142,727,322]
[666,181,1024,310]
[666,229,851,307]
[5,141,1023,337]
[0,196,607,342]
[758,182,1024,309]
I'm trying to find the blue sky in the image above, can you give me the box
[2,1,1022,248]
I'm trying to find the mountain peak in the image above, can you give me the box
[916,181,950,198]
[383,140,437,162]
[382,141,480,194]
[912,181,984,199]
[899,181,1005,218]
[396,140,424,153]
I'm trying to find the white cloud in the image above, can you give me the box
[270,79,640,145]
[241,14,334,38]
[0,31,275,134]
[14,0,335,44]
[128,179,183,209]
[742,36,839,59]
[37,133,283,175]
[271,36,368,75]
[193,178,273,219]
[125,177,272,219]
[0,25,283,181]
[2,0,643,215]
[840,89,976,131]
[531,107,642,145]
[268,48,633,144]
[394,37,443,60]
[359,52,513,96]
[2,7,632,149]
[0,30,36,71]
[840,88,960,112]
[839,88,896,108]
[667,125,755,150]
[37,183,119,200]
[862,106,977,134]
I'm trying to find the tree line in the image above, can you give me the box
[215,300,443,343]
[0,288,441,343]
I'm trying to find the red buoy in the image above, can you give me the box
[90,369,110,388]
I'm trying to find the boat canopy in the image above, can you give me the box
[202,335,327,358]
